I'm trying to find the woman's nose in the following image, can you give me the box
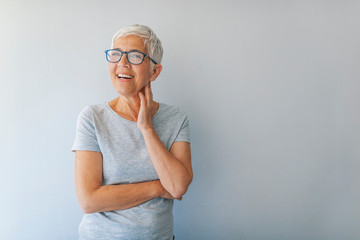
[117,53,130,68]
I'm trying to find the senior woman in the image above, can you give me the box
[71,24,192,240]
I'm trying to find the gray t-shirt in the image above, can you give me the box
[72,101,190,240]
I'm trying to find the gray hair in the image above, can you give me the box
[111,24,163,65]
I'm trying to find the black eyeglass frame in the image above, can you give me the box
[104,49,157,65]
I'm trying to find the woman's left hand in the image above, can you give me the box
[137,82,158,132]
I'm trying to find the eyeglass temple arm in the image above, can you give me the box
[147,55,157,64]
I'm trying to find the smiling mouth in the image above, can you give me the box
[117,74,134,79]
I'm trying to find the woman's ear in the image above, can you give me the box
[150,64,162,82]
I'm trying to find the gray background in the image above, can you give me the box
[1,0,359,239]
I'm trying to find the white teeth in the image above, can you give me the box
[118,74,134,78]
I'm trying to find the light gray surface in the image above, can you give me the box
[1,1,359,239]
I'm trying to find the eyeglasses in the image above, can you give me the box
[104,49,157,65]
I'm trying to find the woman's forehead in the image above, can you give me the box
[113,35,147,52]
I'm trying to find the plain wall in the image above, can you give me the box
[1,0,359,239]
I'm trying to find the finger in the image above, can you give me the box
[145,83,152,103]
[144,86,150,108]
[138,92,145,107]
[149,82,153,99]
[139,85,146,96]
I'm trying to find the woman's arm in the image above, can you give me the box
[74,150,173,214]
[138,83,193,199]
[141,131,193,199]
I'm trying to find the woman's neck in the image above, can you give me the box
[109,96,141,121]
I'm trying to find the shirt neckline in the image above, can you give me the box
[104,101,162,123]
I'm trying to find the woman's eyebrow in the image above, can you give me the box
[113,48,143,52]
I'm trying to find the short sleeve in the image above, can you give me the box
[71,106,101,152]
[173,114,191,143]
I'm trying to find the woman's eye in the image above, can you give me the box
[131,54,142,59]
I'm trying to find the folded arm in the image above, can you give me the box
[74,151,173,214]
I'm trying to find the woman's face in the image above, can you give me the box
[109,35,160,98]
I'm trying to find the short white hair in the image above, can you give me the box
[111,24,163,65]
